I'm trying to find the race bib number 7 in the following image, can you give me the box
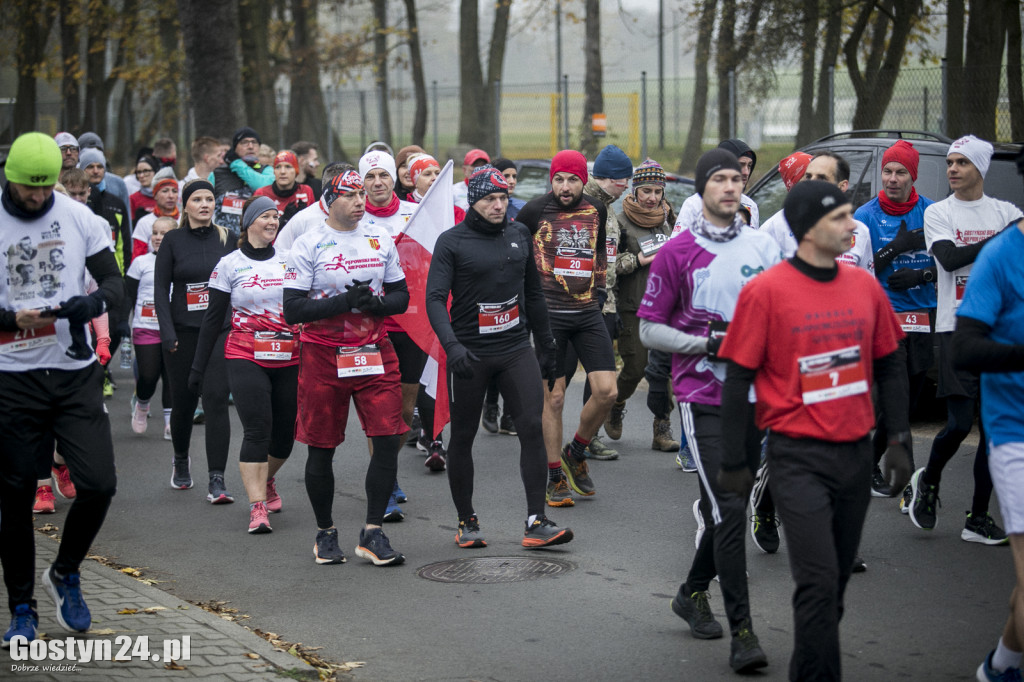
[336,344,385,378]
[798,345,868,405]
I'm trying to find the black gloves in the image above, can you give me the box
[889,222,926,254]
[887,268,926,291]
[446,343,479,380]
[117,320,132,340]
[54,293,106,361]
[535,337,559,390]
[882,438,913,497]
[223,148,239,165]
[282,201,304,224]
[187,369,203,396]
[344,279,373,311]
[717,467,754,497]
[596,288,608,308]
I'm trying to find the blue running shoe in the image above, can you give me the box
[677,441,697,472]
[42,565,91,632]
[355,527,405,566]
[393,480,407,504]
[977,650,1023,682]
[2,604,38,649]
[383,493,404,522]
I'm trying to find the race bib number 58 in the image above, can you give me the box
[336,345,384,378]
[798,345,868,405]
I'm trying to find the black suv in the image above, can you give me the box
[746,130,1024,220]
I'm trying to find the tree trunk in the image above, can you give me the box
[1006,0,1023,140]
[945,0,964,136]
[579,0,603,158]
[82,1,109,136]
[403,0,428,146]
[715,0,737,141]
[239,0,280,145]
[59,0,81,133]
[962,0,1005,140]
[811,0,842,140]
[12,2,57,137]
[795,0,819,146]
[679,0,716,173]
[287,0,347,161]
[458,0,485,146]
[373,0,393,144]
[177,0,244,138]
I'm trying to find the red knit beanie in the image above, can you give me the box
[882,140,919,181]
[273,150,299,170]
[779,152,812,190]
[550,150,588,185]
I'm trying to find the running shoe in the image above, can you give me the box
[392,479,407,504]
[207,472,234,504]
[33,485,56,514]
[42,565,90,632]
[977,650,1023,682]
[908,468,939,530]
[193,406,205,424]
[730,620,768,673]
[406,411,421,447]
[170,455,192,490]
[163,424,172,441]
[693,499,705,549]
[962,512,1009,545]
[586,435,619,461]
[560,444,596,496]
[265,477,282,513]
[670,587,723,639]
[499,410,516,435]
[2,604,37,649]
[870,466,892,497]
[898,484,913,515]
[355,527,405,566]
[677,441,697,472]
[52,465,76,499]
[416,430,430,453]
[750,512,781,554]
[545,477,575,507]
[314,528,346,564]
[522,515,573,548]
[383,493,404,522]
[605,401,626,440]
[131,399,149,434]
[248,501,272,534]
[481,403,499,433]
[102,377,113,399]
[425,440,447,472]
[455,515,487,548]
[852,556,867,573]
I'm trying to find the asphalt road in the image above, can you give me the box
[54,366,1012,681]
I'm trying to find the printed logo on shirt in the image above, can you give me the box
[557,224,591,248]
[367,237,381,251]
[954,227,994,245]
[316,239,338,250]
[284,266,298,281]
[234,265,254,274]
[740,264,765,278]
[242,274,266,289]
[642,272,663,305]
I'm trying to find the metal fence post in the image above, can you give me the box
[276,88,285,151]
[641,71,648,160]
[562,74,570,149]
[359,90,367,152]
[828,66,835,135]
[326,86,334,163]
[432,81,439,158]
[494,78,501,156]
[941,58,949,137]
[728,70,736,139]
[923,87,929,131]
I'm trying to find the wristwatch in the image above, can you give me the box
[922,269,935,283]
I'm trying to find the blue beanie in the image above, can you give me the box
[593,145,632,180]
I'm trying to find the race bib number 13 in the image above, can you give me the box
[254,332,295,361]
[798,345,868,405]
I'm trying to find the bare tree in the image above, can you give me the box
[944,0,964,136]
[579,0,603,158]
[714,0,765,141]
[239,0,281,144]
[59,0,81,133]
[178,0,244,137]
[373,0,393,144]
[795,0,819,146]
[811,0,843,140]
[458,0,511,148]
[82,0,140,141]
[287,0,347,161]
[1006,0,1023,140]
[961,0,1005,139]
[402,0,428,146]
[679,0,716,173]
[11,2,57,137]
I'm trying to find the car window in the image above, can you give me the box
[984,159,1024,211]
[513,166,550,202]
[748,171,788,220]
[834,150,875,209]
[914,153,951,204]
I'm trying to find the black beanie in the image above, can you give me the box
[491,157,516,173]
[695,149,741,196]
[784,180,851,243]
[718,138,756,172]
[232,126,261,149]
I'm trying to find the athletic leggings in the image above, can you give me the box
[305,435,401,528]
[447,345,547,519]
[163,328,230,473]
[134,342,171,406]
[227,359,298,464]
[923,395,993,516]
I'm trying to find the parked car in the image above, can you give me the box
[746,130,1024,221]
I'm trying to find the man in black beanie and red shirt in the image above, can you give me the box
[717,180,912,681]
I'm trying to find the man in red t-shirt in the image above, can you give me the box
[717,181,912,681]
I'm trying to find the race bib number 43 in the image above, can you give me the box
[897,311,930,333]
[478,297,519,334]
[336,344,384,378]
[798,345,868,405]
[185,283,209,311]
[554,247,594,278]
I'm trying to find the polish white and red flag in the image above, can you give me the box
[393,160,456,437]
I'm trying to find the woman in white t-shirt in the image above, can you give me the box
[126,216,174,439]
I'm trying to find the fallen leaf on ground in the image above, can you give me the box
[141,606,166,614]
[164,662,186,670]
[245,653,260,659]
[117,609,138,615]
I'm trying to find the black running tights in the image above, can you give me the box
[134,342,171,406]
[163,328,230,472]
[923,395,993,516]
[305,435,401,529]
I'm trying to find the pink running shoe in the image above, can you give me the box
[248,501,272,534]
[33,486,56,514]
[265,477,282,513]
[131,400,149,434]
[51,465,76,499]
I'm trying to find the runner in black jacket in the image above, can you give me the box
[426,165,573,549]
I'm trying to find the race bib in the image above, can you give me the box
[606,238,618,262]
[638,233,669,257]
[798,345,868,405]
[897,311,930,334]
[955,275,968,306]
[478,297,519,334]
[0,324,57,354]
[141,300,158,320]
[254,331,294,361]
[553,247,594,278]
[222,195,245,216]
[186,283,209,311]
[336,344,384,378]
